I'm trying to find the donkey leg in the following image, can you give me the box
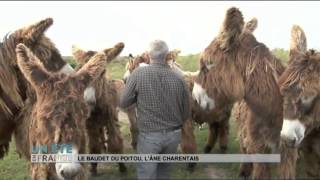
[250,145,271,180]
[105,112,127,173]
[218,120,229,154]
[238,143,252,178]
[278,141,298,179]
[300,136,320,179]
[252,163,271,180]
[239,163,253,179]
[304,149,319,178]
[0,135,10,159]
[125,106,138,150]
[181,119,197,172]
[0,142,10,159]
[0,116,15,159]
[87,126,103,176]
[204,123,218,154]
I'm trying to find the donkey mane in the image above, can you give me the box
[0,35,24,116]
[238,31,284,118]
[279,50,320,96]
[0,18,59,117]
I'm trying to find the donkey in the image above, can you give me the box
[15,43,107,179]
[71,44,127,175]
[278,24,320,178]
[0,18,97,159]
[192,7,286,179]
[73,45,138,150]
[198,17,259,154]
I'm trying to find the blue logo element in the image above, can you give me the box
[32,144,73,154]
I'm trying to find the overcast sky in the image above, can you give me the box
[1,1,320,56]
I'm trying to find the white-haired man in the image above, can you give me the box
[120,40,190,179]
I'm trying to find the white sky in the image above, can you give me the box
[1,1,320,56]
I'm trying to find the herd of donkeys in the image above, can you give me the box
[0,6,320,180]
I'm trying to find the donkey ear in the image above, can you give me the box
[166,49,179,61]
[290,25,307,57]
[16,43,50,88]
[166,51,173,61]
[74,52,106,89]
[244,17,258,33]
[103,42,125,63]
[23,18,53,44]
[141,52,150,63]
[218,7,244,51]
[72,45,89,64]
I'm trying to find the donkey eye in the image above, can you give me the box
[206,63,216,69]
[301,96,308,101]
[300,95,315,105]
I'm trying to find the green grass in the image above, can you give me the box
[2,117,305,179]
[0,121,232,179]
[176,54,200,72]
[0,143,29,180]
[272,48,289,65]
[106,60,127,80]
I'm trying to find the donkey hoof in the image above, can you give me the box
[187,163,196,173]
[131,141,137,150]
[119,163,127,173]
[90,168,98,176]
[203,145,212,154]
[239,171,251,179]
[220,146,228,154]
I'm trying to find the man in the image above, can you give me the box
[120,40,191,180]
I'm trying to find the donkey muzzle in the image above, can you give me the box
[280,119,306,147]
[55,162,82,180]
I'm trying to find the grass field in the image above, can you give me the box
[0,49,309,179]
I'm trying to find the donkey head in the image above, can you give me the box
[192,7,246,111]
[279,25,320,147]
[1,18,77,107]
[72,43,124,110]
[123,50,184,83]
[122,52,150,83]
[16,43,107,179]
[72,42,124,67]
[11,18,72,74]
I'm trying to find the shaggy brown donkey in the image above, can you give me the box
[199,17,259,155]
[278,24,320,179]
[0,18,93,159]
[15,43,107,180]
[71,44,127,175]
[192,7,285,179]
[72,45,137,150]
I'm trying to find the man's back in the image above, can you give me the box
[120,62,190,132]
[120,40,190,180]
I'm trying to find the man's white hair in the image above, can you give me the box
[148,40,169,62]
